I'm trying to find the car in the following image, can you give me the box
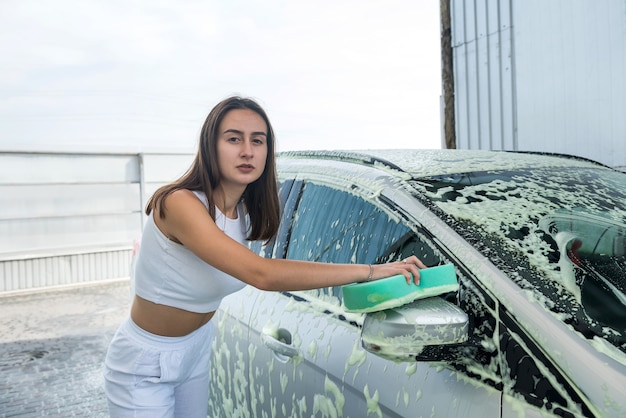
[203,149,626,418]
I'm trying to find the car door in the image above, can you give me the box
[207,180,298,417]
[248,181,502,417]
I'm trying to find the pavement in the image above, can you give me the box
[0,280,132,417]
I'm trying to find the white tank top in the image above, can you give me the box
[133,191,248,313]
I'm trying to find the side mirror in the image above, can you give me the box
[361,296,472,362]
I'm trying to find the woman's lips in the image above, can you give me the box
[237,164,255,173]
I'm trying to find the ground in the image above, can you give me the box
[0,281,131,417]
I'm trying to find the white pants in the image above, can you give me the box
[103,317,215,418]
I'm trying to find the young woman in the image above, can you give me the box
[103,96,426,417]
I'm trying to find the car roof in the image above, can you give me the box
[279,149,609,178]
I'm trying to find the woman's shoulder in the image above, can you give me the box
[164,189,207,210]
[167,188,205,200]
[189,190,208,207]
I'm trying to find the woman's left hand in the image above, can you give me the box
[371,255,427,285]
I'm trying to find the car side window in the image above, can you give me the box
[378,230,444,267]
[286,182,409,264]
[286,182,424,306]
[249,179,298,258]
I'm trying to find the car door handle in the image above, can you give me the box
[261,327,299,359]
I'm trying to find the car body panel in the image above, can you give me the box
[208,287,259,417]
[250,287,501,418]
[276,150,626,416]
[202,149,626,417]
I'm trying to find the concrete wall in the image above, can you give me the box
[0,151,194,293]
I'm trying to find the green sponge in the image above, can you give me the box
[342,263,458,313]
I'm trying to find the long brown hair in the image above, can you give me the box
[146,96,280,242]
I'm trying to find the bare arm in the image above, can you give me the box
[158,189,426,291]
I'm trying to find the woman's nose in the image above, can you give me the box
[240,139,253,156]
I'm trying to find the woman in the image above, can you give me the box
[104,96,425,417]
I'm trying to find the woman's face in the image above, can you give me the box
[216,108,268,191]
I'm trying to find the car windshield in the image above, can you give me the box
[412,165,626,354]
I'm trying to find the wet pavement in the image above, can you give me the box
[0,280,132,417]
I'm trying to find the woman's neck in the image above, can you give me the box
[214,187,243,219]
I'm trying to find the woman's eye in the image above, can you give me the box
[252,138,265,145]
[228,137,240,142]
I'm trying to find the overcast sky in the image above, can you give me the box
[0,0,442,154]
